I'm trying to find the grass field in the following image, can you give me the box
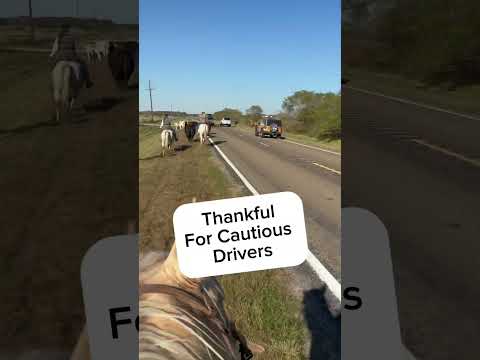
[0,51,53,131]
[139,125,306,359]
[0,44,137,352]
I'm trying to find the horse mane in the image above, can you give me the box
[139,247,239,359]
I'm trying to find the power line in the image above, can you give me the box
[145,80,156,122]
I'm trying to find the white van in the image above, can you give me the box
[220,117,232,127]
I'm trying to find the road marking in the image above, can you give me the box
[284,139,341,156]
[345,85,480,122]
[312,162,342,175]
[231,126,341,155]
[208,137,259,195]
[258,141,271,147]
[403,347,417,360]
[208,136,341,302]
[411,139,480,167]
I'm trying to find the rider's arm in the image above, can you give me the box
[50,37,58,57]
[74,34,81,53]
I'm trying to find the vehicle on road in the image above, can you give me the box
[255,117,283,138]
[220,117,232,127]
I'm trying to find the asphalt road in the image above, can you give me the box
[343,86,480,359]
[209,126,341,359]
[211,126,341,280]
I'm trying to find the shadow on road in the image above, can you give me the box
[175,144,192,152]
[0,120,59,135]
[303,288,341,360]
[83,96,126,112]
[139,153,178,161]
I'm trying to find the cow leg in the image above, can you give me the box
[56,105,60,123]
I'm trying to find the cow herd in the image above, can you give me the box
[84,39,139,88]
[84,40,109,63]
[159,120,210,157]
[51,39,139,123]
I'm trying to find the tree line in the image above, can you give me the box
[343,0,480,88]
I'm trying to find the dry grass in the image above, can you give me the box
[0,52,52,131]
[0,51,137,350]
[344,68,480,117]
[139,125,306,359]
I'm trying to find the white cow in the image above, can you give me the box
[161,129,175,157]
[84,44,95,63]
[92,40,110,62]
[197,123,209,144]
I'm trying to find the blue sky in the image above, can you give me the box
[140,0,340,114]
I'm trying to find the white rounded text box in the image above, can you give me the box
[173,192,308,278]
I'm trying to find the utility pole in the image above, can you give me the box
[28,0,34,42]
[146,80,155,122]
[75,0,79,17]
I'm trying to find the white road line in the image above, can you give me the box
[411,139,480,168]
[208,137,259,195]
[284,139,341,156]
[345,85,480,122]
[232,127,341,156]
[403,347,417,360]
[312,162,342,175]
[208,136,341,302]
[258,141,271,147]
[306,252,341,300]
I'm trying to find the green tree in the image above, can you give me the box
[246,105,263,117]
[213,108,243,122]
[282,90,325,114]
[245,105,263,126]
[281,90,341,140]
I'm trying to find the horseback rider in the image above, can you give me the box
[161,113,178,142]
[199,112,208,124]
[50,23,94,88]
[199,112,211,133]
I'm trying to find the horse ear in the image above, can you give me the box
[146,242,203,291]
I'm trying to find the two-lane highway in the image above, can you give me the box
[343,85,480,360]
[210,126,341,281]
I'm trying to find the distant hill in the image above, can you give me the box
[0,16,116,27]
[139,111,190,117]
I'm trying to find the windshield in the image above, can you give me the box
[224,117,230,120]
[266,119,282,126]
